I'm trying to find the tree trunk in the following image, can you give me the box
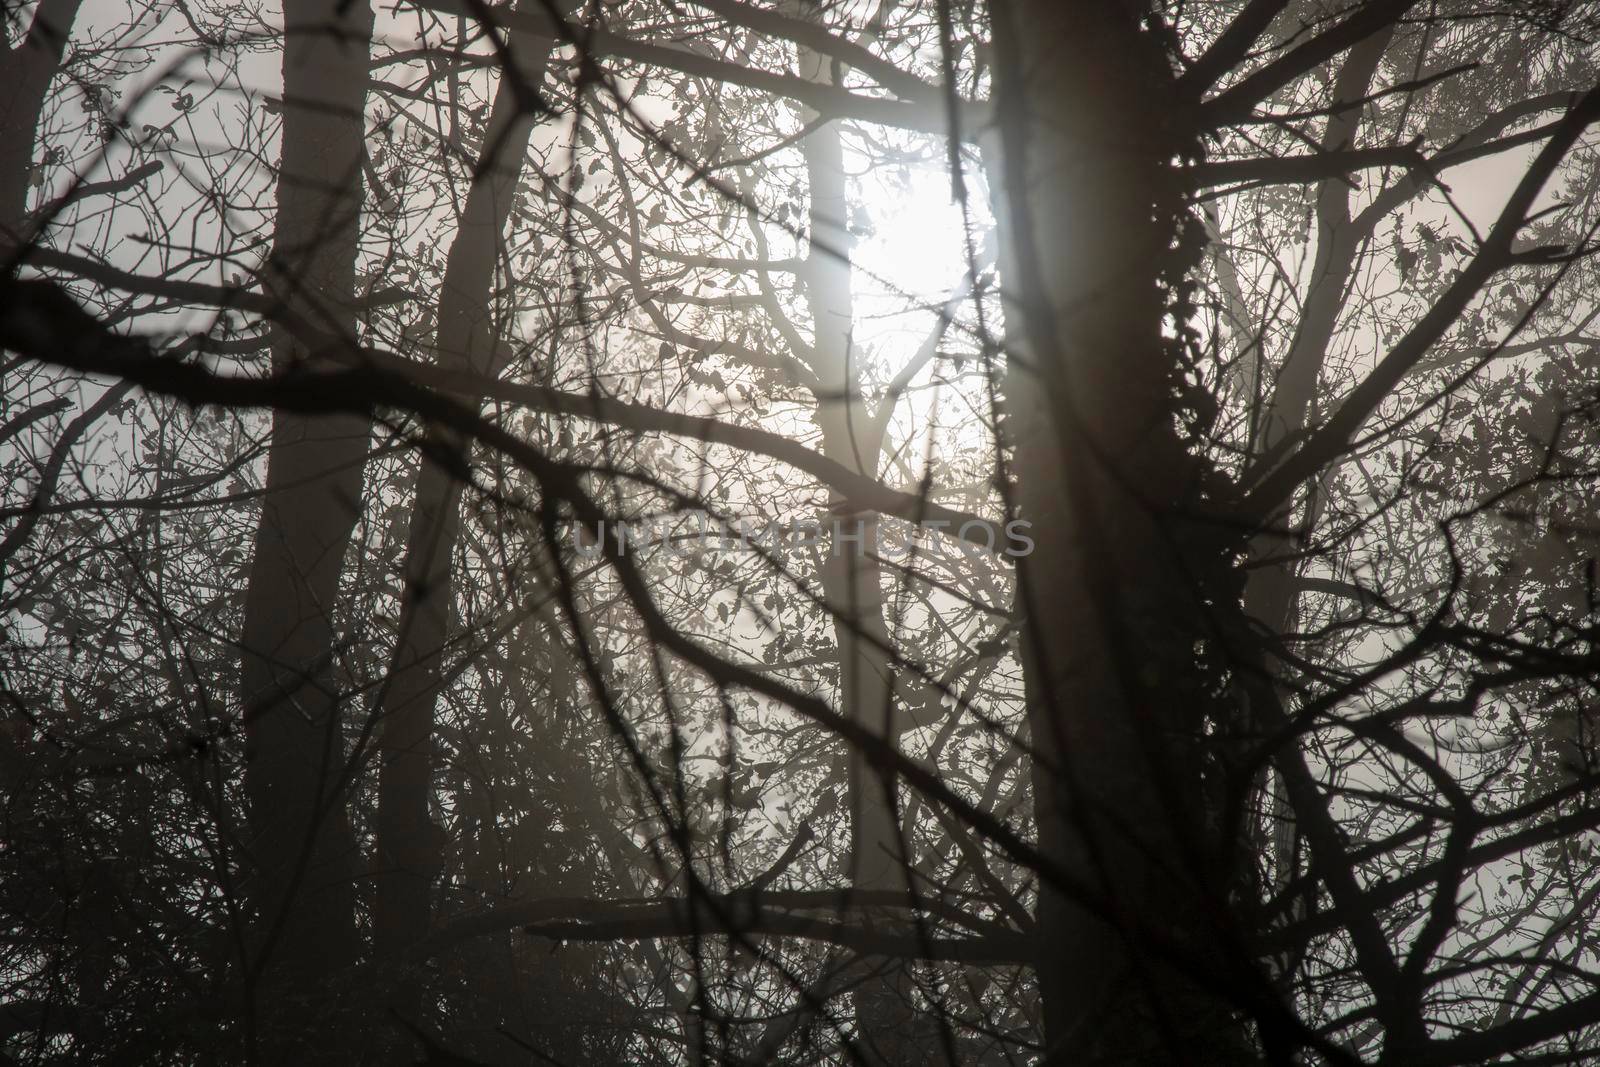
[1243,30,1395,638]
[991,1,1250,1060]
[796,58,903,900]
[1240,31,1394,915]
[787,10,925,1059]
[0,0,85,244]
[371,32,559,1027]
[238,0,373,1059]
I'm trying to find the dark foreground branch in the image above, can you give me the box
[521,902,1024,966]
[0,270,1004,549]
[516,890,1032,964]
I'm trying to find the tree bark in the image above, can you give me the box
[371,30,559,1027]
[1243,30,1395,639]
[786,7,926,1058]
[238,0,373,1059]
[0,0,85,244]
[1236,32,1394,925]
[991,1,1251,1060]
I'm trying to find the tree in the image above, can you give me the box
[7,1,1600,1064]
[235,1,374,1055]
[2,0,86,241]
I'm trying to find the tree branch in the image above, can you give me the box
[1239,83,1600,520]
[409,0,988,137]
[1,264,1003,547]
[1190,141,1431,189]
[1200,0,1417,129]
[524,899,1029,964]
[27,160,163,224]
[1177,0,1290,98]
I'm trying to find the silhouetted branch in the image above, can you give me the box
[1190,141,1432,188]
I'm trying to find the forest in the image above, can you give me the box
[6,0,1600,1063]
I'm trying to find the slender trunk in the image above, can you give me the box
[1243,30,1394,637]
[371,35,558,1020]
[787,11,923,1059]
[1240,32,1393,910]
[238,0,372,1058]
[992,2,1248,1060]
[796,67,901,898]
[0,0,85,245]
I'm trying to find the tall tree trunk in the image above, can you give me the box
[991,1,1249,1060]
[1243,30,1395,638]
[371,31,559,1026]
[1240,31,1394,911]
[796,55,902,899]
[238,0,372,1059]
[0,0,85,244]
[786,10,923,1059]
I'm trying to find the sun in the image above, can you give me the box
[855,159,982,301]
[851,158,998,468]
